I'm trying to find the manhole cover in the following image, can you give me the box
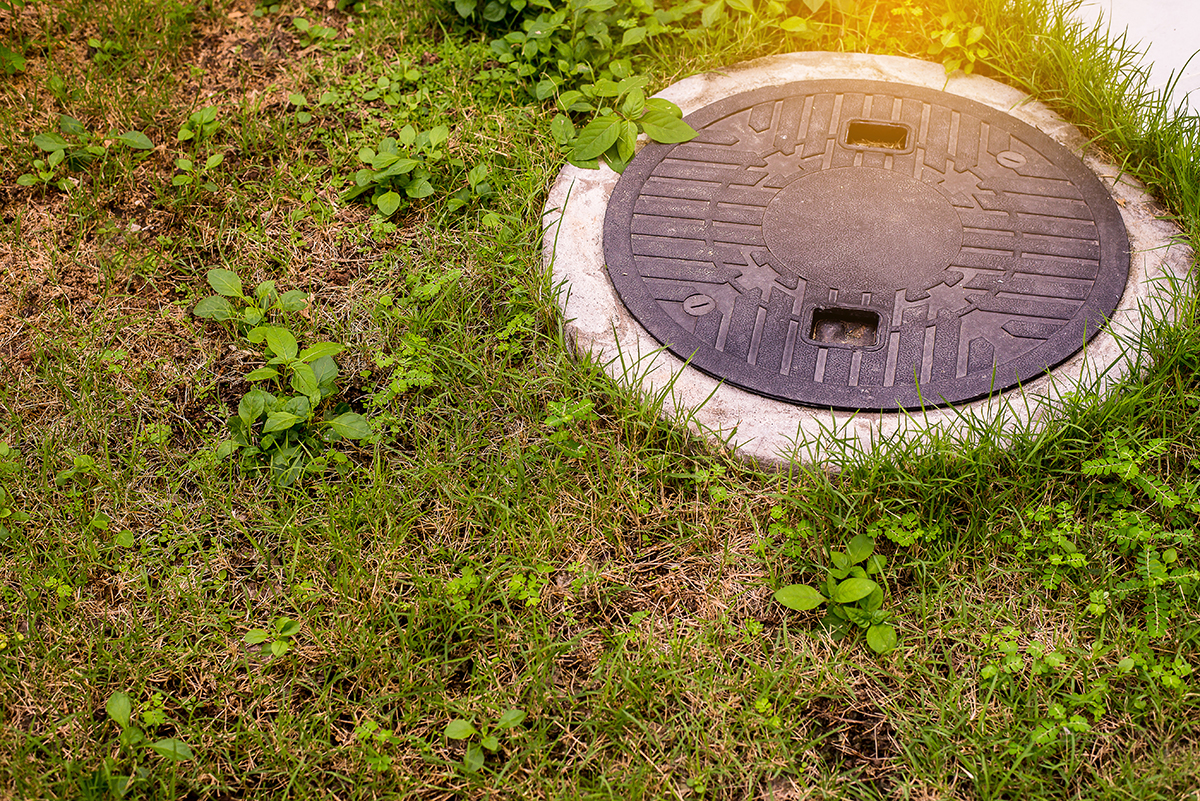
[603,79,1130,410]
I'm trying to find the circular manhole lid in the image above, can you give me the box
[603,79,1130,410]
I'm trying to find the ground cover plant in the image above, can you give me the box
[1,0,1199,797]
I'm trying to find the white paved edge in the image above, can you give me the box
[541,52,1194,470]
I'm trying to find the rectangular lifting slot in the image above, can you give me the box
[845,120,909,150]
[811,307,880,347]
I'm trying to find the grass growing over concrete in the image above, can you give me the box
[0,0,1198,798]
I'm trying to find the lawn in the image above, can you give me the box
[1,0,1199,798]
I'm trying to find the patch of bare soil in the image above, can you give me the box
[186,0,328,96]
[799,693,898,797]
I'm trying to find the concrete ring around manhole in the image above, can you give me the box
[542,52,1193,469]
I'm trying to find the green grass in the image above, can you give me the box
[1,0,1199,798]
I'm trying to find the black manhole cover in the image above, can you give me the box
[603,80,1130,410]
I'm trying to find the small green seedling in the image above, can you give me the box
[445,709,527,773]
[545,398,598,458]
[353,720,403,771]
[358,61,421,105]
[244,617,301,657]
[446,162,494,212]
[0,485,28,540]
[293,17,338,47]
[54,454,98,487]
[452,0,528,23]
[370,333,436,407]
[172,153,224,193]
[490,0,682,98]
[507,564,553,607]
[97,691,195,796]
[178,106,219,142]
[0,42,24,75]
[868,510,943,546]
[443,566,481,613]
[774,532,898,655]
[244,324,344,393]
[17,114,153,191]
[88,37,125,65]
[220,365,369,486]
[288,93,312,124]
[16,142,77,191]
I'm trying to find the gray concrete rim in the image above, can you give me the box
[542,52,1194,469]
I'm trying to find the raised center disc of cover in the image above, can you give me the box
[601,79,1130,411]
[762,168,962,294]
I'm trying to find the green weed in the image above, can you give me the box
[292,17,338,48]
[341,125,449,216]
[192,269,372,486]
[16,115,153,191]
[244,617,302,657]
[176,105,219,142]
[558,75,698,172]
[87,691,195,798]
[444,709,527,773]
[774,530,898,654]
[193,268,309,332]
